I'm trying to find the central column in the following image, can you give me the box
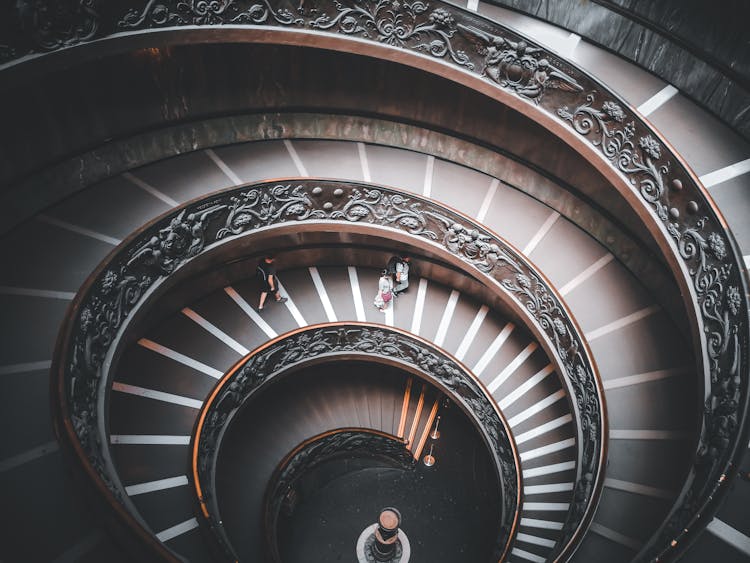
[356,507,411,563]
[372,508,401,561]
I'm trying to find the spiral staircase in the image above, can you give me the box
[0,2,748,563]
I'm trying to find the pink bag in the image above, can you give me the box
[382,291,392,303]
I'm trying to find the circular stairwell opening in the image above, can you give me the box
[215,360,504,562]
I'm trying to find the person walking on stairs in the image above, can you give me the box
[387,254,411,296]
[374,269,394,313]
[257,256,287,310]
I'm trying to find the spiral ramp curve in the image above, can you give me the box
[1,139,695,562]
[0,3,749,563]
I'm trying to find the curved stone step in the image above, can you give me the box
[109,267,572,560]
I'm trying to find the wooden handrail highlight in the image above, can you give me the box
[414,398,440,461]
[396,378,412,439]
[407,384,426,450]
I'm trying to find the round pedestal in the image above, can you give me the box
[356,524,411,563]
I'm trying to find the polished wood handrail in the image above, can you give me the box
[397,378,413,441]
[414,398,441,462]
[406,384,427,450]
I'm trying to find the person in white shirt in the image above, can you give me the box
[374,269,394,312]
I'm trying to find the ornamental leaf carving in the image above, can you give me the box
[15,0,100,51]
[558,94,747,560]
[118,0,302,28]
[309,0,473,68]
[442,222,512,273]
[331,188,437,238]
[458,23,582,103]
[217,184,324,238]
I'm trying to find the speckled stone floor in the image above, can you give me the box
[277,405,503,563]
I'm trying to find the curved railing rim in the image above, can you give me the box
[262,427,413,563]
[190,322,522,562]
[51,177,606,562]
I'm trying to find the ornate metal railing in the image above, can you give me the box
[32,0,750,558]
[52,178,604,560]
[192,324,519,561]
[263,429,415,563]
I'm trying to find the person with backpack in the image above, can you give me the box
[393,255,411,296]
[257,256,287,311]
[386,255,399,278]
[386,254,411,296]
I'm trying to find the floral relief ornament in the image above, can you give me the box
[559,91,747,555]
[459,24,583,103]
[638,134,662,160]
[309,0,473,68]
[559,95,673,223]
[726,286,741,316]
[15,0,101,51]
[118,0,302,28]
